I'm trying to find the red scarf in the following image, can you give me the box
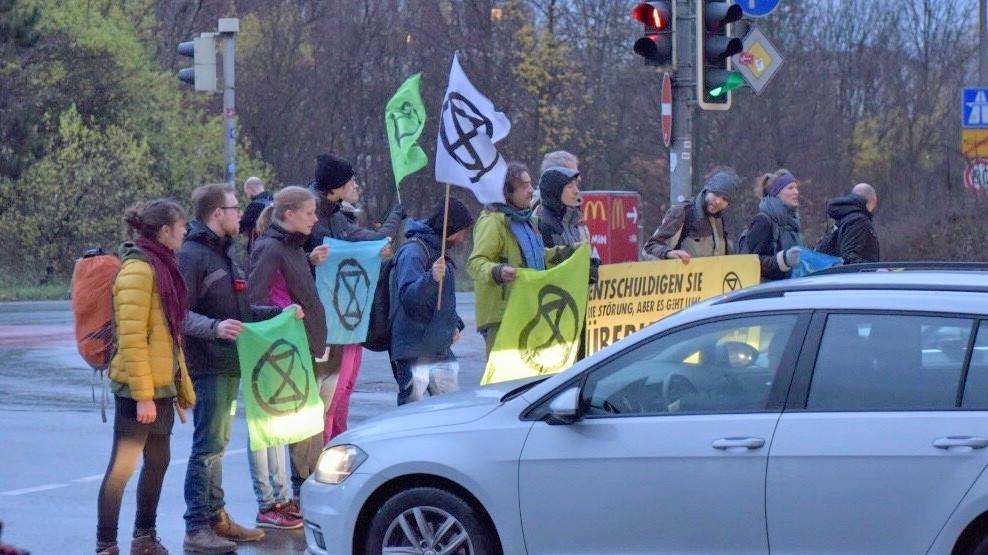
[136,237,188,348]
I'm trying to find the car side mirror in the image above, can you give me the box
[546,387,582,425]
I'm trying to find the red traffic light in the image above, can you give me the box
[633,2,671,31]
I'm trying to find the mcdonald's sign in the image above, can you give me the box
[580,191,641,264]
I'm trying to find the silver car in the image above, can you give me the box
[302,265,988,555]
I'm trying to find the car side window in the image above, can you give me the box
[806,314,973,411]
[582,315,798,417]
[962,322,988,408]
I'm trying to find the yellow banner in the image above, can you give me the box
[585,255,760,355]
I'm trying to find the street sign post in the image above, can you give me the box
[738,0,781,18]
[963,88,988,128]
[734,27,783,95]
[661,73,673,147]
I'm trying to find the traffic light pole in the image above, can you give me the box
[219,19,238,185]
[669,0,697,204]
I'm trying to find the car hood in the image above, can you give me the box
[332,379,533,444]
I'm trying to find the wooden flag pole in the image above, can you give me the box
[436,183,451,311]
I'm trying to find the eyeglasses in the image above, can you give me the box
[220,205,242,212]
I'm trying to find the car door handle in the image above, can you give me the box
[712,437,765,450]
[933,436,988,450]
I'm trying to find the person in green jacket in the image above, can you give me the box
[467,162,574,356]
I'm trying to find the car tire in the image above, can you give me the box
[364,486,496,555]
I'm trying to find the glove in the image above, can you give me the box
[782,247,801,268]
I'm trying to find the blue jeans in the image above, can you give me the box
[183,375,238,531]
[247,439,292,511]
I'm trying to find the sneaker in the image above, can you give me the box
[181,528,236,554]
[255,506,303,530]
[212,510,265,542]
[130,533,170,555]
[282,498,303,519]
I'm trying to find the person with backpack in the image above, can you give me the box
[179,184,302,550]
[96,199,196,555]
[247,185,329,526]
[642,167,740,263]
[239,176,272,255]
[468,162,577,357]
[817,183,880,264]
[741,169,805,281]
[388,198,474,405]
[305,153,405,441]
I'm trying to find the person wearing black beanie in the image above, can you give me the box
[388,196,474,405]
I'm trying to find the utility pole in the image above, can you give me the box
[669,0,697,204]
[218,18,239,186]
[981,0,987,84]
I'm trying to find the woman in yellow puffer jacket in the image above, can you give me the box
[96,199,195,555]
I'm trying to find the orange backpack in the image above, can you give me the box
[72,249,121,370]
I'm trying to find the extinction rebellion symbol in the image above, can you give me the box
[439,92,501,183]
[722,272,743,293]
[518,285,580,375]
[251,338,311,416]
[333,258,370,330]
[389,100,423,147]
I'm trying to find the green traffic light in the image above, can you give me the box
[709,71,745,97]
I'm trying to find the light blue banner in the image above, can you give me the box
[315,237,389,345]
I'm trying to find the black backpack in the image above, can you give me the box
[738,213,779,254]
[362,238,434,352]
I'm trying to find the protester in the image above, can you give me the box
[642,167,740,263]
[744,169,805,281]
[96,200,196,555]
[306,153,404,441]
[246,186,329,529]
[179,184,305,550]
[536,166,584,249]
[389,198,474,405]
[468,162,575,356]
[817,183,880,264]
[239,176,272,254]
[339,180,363,226]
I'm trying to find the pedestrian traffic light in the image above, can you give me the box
[177,35,217,92]
[632,2,675,70]
[696,0,743,111]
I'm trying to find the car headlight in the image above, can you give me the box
[314,444,367,484]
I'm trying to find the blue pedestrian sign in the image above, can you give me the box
[963,88,988,129]
[739,0,782,18]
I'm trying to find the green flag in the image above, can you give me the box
[236,308,324,451]
[481,244,591,385]
[385,73,428,188]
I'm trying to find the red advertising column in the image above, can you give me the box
[581,191,641,264]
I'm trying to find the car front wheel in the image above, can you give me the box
[365,486,496,555]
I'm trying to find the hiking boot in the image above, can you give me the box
[130,533,169,555]
[212,510,264,542]
[182,528,236,554]
[96,542,119,555]
[282,498,303,519]
[256,505,303,530]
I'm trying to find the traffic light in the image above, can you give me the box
[696,0,743,111]
[632,2,675,70]
[177,35,217,92]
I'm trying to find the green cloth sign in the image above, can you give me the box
[481,244,591,385]
[385,73,428,188]
[236,307,324,451]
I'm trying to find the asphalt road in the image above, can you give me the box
[0,295,487,554]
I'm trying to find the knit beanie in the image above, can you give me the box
[426,198,475,237]
[314,154,354,194]
[703,168,740,202]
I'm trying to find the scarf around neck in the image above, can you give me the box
[494,204,545,270]
[135,236,188,349]
[758,196,805,251]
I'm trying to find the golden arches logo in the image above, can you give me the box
[584,200,607,221]
[611,199,626,229]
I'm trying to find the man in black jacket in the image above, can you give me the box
[179,183,289,552]
[818,183,880,264]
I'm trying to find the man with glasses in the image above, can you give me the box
[178,183,285,552]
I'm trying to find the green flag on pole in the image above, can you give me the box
[236,307,324,451]
[385,73,428,189]
[481,244,591,385]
